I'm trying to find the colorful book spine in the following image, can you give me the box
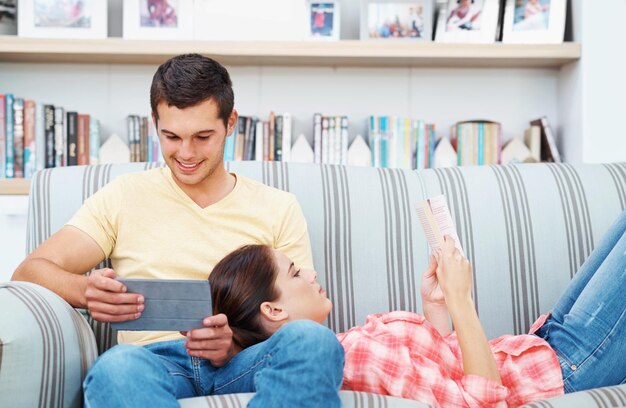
[23,100,36,178]
[5,94,15,178]
[340,116,349,166]
[224,123,235,161]
[477,122,484,166]
[416,120,425,170]
[313,113,322,164]
[54,106,65,167]
[0,95,6,178]
[44,105,55,168]
[13,98,24,178]
[66,111,78,166]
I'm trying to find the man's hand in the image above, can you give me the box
[184,314,237,367]
[84,268,144,322]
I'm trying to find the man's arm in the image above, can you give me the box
[12,225,143,322]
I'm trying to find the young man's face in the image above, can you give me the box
[154,98,237,193]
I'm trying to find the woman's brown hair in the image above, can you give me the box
[209,244,280,349]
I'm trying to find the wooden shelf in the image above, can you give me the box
[0,36,580,68]
[0,179,31,195]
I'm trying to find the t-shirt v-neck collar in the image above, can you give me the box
[162,167,239,212]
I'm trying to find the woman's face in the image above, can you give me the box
[272,250,332,323]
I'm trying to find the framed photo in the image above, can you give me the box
[193,0,305,41]
[17,0,107,39]
[434,0,500,43]
[501,0,566,43]
[0,0,17,35]
[305,1,340,40]
[360,0,435,41]
[123,0,193,40]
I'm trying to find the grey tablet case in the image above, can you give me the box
[111,279,212,331]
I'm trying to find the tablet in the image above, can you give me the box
[111,278,213,332]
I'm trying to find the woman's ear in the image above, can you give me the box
[260,301,289,323]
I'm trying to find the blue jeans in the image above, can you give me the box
[536,209,626,393]
[83,320,344,407]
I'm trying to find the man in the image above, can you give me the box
[12,54,343,407]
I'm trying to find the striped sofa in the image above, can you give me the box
[1,161,625,408]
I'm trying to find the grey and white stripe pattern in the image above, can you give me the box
[322,164,356,333]
[603,163,626,211]
[492,165,540,335]
[379,168,418,313]
[179,391,431,407]
[520,384,626,407]
[0,281,97,408]
[548,163,594,279]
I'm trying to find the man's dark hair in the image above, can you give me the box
[150,53,234,127]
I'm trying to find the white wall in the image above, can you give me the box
[579,0,626,163]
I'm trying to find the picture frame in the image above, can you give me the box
[193,0,305,42]
[501,0,566,44]
[123,0,193,40]
[359,0,435,41]
[17,0,107,39]
[434,0,500,43]
[0,0,17,35]
[305,1,340,41]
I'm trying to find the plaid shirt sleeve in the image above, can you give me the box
[338,311,563,408]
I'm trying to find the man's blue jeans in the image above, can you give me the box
[536,209,626,393]
[83,320,344,407]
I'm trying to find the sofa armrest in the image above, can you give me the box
[0,281,99,408]
[520,384,626,407]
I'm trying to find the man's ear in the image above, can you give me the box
[227,109,238,136]
[151,112,158,132]
[259,301,288,323]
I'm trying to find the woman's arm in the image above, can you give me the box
[437,237,502,384]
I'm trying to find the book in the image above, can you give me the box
[54,106,65,167]
[5,94,14,178]
[13,98,24,178]
[530,116,561,163]
[66,111,78,166]
[415,195,464,256]
[77,114,90,166]
[44,105,55,168]
[23,100,36,178]
[0,95,5,178]
[313,113,322,164]
[282,113,292,162]
[35,103,45,172]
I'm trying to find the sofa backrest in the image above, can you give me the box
[27,161,625,353]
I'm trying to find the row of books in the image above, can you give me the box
[451,120,503,166]
[368,116,437,169]
[127,115,162,163]
[0,93,101,179]
[225,113,292,162]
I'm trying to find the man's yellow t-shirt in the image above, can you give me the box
[67,167,313,346]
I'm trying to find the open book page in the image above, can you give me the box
[416,195,465,256]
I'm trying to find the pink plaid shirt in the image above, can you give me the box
[337,311,564,407]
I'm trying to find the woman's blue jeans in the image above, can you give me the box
[83,320,344,407]
[536,210,626,393]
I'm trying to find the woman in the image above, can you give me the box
[207,210,626,407]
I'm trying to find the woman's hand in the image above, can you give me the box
[435,236,473,308]
[421,255,452,336]
[421,255,445,306]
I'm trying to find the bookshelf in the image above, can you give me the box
[0,36,580,68]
